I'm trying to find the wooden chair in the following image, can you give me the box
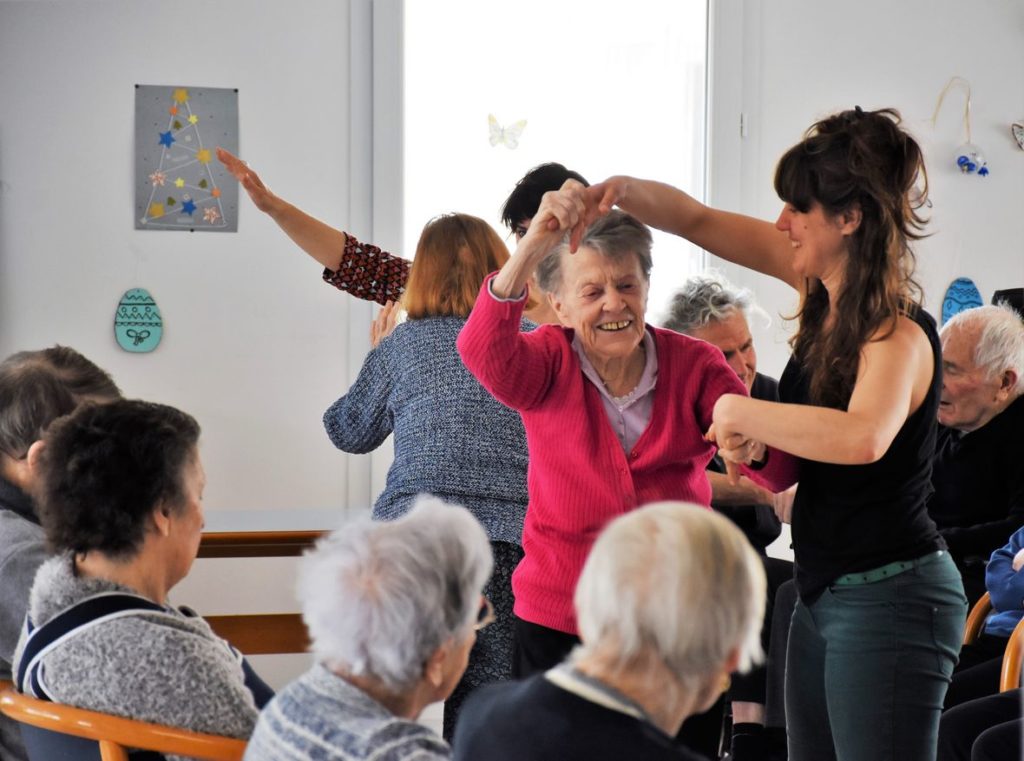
[962,591,1024,692]
[0,686,246,761]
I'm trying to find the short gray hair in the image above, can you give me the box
[664,272,759,335]
[535,211,653,294]
[941,304,1024,395]
[298,496,493,692]
[574,502,765,689]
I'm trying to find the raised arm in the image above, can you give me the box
[712,314,934,465]
[217,148,348,270]
[580,176,801,289]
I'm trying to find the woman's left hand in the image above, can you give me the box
[370,301,400,348]
[707,394,765,483]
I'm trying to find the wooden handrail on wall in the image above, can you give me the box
[205,613,310,655]
[197,530,326,559]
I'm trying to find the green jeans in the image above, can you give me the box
[786,551,967,761]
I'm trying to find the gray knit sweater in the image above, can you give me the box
[0,477,45,761]
[245,663,450,760]
[12,554,258,758]
[323,316,530,545]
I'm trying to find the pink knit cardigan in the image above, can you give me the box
[457,276,752,634]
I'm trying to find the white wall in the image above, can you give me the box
[0,0,356,519]
[710,0,1024,380]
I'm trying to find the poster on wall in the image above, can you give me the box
[134,84,239,232]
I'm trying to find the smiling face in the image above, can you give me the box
[688,310,757,391]
[775,201,854,284]
[939,324,1014,432]
[548,246,649,364]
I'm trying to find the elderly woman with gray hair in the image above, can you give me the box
[244,496,494,761]
[454,501,767,760]
[457,185,767,756]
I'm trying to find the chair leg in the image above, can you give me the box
[98,739,130,761]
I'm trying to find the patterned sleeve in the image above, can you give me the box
[322,232,411,306]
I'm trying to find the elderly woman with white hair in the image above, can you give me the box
[453,501,766,760]
[244,497,494,761]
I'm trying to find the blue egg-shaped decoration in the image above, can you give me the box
[941,277,983,325]
[114,288,163,353]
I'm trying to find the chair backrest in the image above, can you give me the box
[1000,617,1024,692]
[962,591,991,646]
[0,687,246,761]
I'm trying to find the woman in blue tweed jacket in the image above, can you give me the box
[323,213,531,739]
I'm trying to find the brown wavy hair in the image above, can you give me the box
[403,213,516,319]
[774,107,929,409]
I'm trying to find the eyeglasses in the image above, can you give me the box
[474,596,496,631]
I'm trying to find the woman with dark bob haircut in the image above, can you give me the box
[12,399,262,747]
[323,212,530,738]
[582,108,966,760]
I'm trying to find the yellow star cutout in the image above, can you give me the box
[196,149,212,164]
[174,177,185,188]
[148,203,165,218]
[173,88,189,104]
[188,114,199,125]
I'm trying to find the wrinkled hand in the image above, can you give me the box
[704,423,765,485]
[217,148,281,214]
[566,177,629,251]
[1012,547,1024,573]
[370,301,400,348]
[772,484,797,524]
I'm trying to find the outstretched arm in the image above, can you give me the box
[218,148,348,271]
[578,176,801,289]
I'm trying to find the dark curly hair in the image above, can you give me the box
[774,107,928,409]
[0,346,120,461]
[36,399,201,558]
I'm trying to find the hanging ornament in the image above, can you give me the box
[1011,123,1024,151]
[931,76,990,177]
[114,288,163,353]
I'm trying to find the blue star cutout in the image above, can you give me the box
[158,131,175,148]
[181,199,197,215]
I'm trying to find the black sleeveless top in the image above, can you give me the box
[780,306,946,602]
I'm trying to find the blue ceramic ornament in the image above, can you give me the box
[955,143,989,176]
[941,277,983,325]
[114,288,163,353]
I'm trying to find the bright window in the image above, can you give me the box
[403,0,709,320]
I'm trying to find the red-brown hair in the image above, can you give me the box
[403,214,511,319]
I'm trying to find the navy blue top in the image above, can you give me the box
[781,307,946,601]
[324,316,531,545]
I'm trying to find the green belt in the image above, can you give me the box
[833,550,945,586]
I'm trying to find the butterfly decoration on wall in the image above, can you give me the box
[1012,123,1024,151]
[488,114,527,149]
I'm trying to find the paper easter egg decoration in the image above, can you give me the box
[114,288,163,353]
[941,277,983,325]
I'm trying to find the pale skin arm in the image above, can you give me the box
[217,148,347,271]
[578,176,802,289]
[707,471,773,507]
[712,315,933,466]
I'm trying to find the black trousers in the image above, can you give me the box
[513,616,727,758]
[937,688,1022,761]
[730,555,794,704]
[944,633,1010,709]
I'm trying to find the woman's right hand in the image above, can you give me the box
[370,301,400,348]
[217,148,282,216]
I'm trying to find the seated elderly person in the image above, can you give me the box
[0,347,120,761]
[244,496,493,760]
[453,501,766,760]
[929,303,1024,604]
[12,400,262,750]
[663,274,794,760]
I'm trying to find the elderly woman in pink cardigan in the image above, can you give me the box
[457,184,793,711]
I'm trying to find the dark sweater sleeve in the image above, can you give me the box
[323,342,394,454]
[322,233,411,306]
[941,491,1024,562]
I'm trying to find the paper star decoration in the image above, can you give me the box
[173,88,189,104]
[211,187,222,198]
[203,207,221,224]
[182,199,197,215]
[196,149,212,164]
[158,131,175,148]
[174,177,185,188]
[169,106,178,116]
[148,171,166,187]
[188,114,199,125]
[148,203,165,218]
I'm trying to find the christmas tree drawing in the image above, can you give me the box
[134,85,238,232]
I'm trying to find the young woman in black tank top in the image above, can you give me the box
[581,108,967,761]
